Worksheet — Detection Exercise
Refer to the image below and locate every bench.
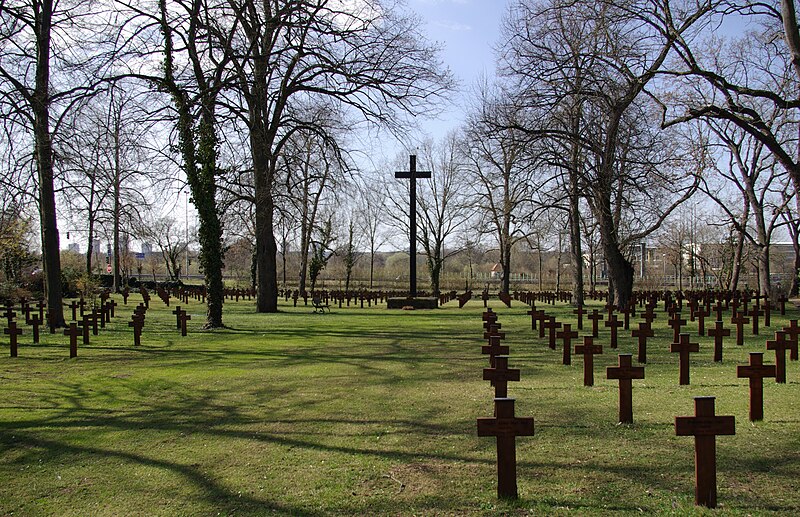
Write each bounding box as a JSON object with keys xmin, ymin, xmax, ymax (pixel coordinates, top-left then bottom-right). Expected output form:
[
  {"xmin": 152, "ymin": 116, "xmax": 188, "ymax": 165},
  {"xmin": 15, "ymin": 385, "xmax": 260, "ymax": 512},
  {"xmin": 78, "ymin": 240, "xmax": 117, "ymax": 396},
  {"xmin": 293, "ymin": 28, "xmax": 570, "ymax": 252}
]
[{"xmin": 312, "ymin": 297, "xmax": 330, "ymax": 313}]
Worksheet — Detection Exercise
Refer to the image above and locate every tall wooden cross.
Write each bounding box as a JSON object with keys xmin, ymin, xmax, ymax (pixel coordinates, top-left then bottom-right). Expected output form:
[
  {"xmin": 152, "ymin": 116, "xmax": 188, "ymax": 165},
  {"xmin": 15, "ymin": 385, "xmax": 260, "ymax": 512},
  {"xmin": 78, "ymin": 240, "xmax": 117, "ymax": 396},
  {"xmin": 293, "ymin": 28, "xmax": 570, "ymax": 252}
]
[{"xmin": 395, "ymin": 155, "xmax": 431, "ymax": 297}]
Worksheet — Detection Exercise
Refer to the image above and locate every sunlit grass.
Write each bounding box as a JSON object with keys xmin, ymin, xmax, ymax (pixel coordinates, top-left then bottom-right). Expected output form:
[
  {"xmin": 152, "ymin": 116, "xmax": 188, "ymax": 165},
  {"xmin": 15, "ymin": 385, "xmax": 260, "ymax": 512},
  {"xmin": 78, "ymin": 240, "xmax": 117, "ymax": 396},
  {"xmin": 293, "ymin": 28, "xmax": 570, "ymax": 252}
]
[{"xmin": 0, "ymin": 294, "xmax": 798, "ymax": 515}]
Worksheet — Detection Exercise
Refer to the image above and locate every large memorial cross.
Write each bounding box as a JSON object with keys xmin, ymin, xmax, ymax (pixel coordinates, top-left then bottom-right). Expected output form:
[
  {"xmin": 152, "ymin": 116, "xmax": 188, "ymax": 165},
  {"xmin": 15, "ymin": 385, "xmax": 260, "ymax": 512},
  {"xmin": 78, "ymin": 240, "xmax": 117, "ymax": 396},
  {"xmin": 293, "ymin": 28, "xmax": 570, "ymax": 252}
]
[{"xmin": 395, "ymin": 155, "xmax": 431, "ymax": 297}]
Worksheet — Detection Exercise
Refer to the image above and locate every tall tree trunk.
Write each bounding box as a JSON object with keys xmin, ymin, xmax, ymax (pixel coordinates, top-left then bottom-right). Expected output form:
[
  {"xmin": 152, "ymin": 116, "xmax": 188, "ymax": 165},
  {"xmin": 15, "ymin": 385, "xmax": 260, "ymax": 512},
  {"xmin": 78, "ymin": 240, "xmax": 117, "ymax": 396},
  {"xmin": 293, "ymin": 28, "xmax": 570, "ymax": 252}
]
[
  {"xmin": 598, "ymin": 212, "xmax": 634, "ymax": 309},
  {"xmin": 112, "ymin": 109, "xmax": 122, "ymax": 292},
  {"xmin": 33, "ymin": 0, "xmax": 64, "ymax": 329}
]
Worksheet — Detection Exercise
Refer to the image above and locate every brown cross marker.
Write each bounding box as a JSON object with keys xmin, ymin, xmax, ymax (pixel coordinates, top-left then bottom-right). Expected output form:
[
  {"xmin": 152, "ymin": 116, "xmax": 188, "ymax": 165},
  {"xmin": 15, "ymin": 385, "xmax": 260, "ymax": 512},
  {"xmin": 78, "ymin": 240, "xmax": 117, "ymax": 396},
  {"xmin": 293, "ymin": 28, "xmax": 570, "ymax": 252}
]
[
  {"xmin": 68, "ymin": 300, "xmax": 78, "ymax": 321},
  {"xmin": 78, "ymin": 314, "xmax": 92, "ymax": 345},
  {"xmin": 714, "ymin": 301, "xmax": 724, "ymax": 322},
  {"xmin": 525, "ymin": 307, "xmax": 538, "ymax": 330},
  {"xmin": 694, "ymin": 307, "xmax": 709, "ymax": 336},
  {"xmin": 777, "ymin": 294, "xmax": 788, "ymax": 315},
  {"xmin": 588, "ymin": 309, "xmax": 603, "ymax": 338},
  {"xmin": 22, "ymin": 304, "xmax": 39, "ymax": 339},
  {"xmin": 179, "ymin": 310, "xmax": 191, "ymax": 337},
  {"xmin": 482, "ymin": 335, "xmax": 510, "ymax": 365},
  {"xmin": 483, "ymin": 356, "xmax": 520, "ymax": 398},
  {"xmin": 556, "ymin": 324, "xmax": 579, "ymax": 365},
  {"xmin": 606, "ymin": 354, "xmax": 645, "ymax": 424},
  {"xmin": 484, "ymin": 324, "xmax": 505, "ymax": 340},
  {"xmin": 122, "ymin": 288, "xmax": 129, "ymax": 304},
  {"xmin": 477, "ymin": 397, "xmax": 534, "ymax": 500},
  {"xmin": 730, "ymin": 312, "xmax": 749, "ymax": 346},
  {"xmin": 575, "ymin": 336, "xmax": 603, "ymax": 387},
  {"xmin": 128, "ymin": 314, "xmax": 144, "ymax": 346},
  {"xmin": 748, "ymin": 305, "xmax": 764, "ymax": 335},
  {"xmin": 4, "ymin": 322, "xmax": 22, "ymax": 357},
  {"xmin": 573, "ymin": 305, "xmax": 585, "ymax": 330},
  {"xmin": 107, "ymin": 299, "xmax": 117, "ymax": 319},
  {"xmin": 783, "ymin": 320, "xmax": 799, "ymax": 361},
  {"xmin": 675, "ymin": 396, "xmax": 735, "ymax": 508},
  {"xmin": 619, "ymin": 306, "xmax": 631, "ymax": 330},
  {"xmin": 737, "ymin": 352, "xmax": 775, "ymax": 421},
  {"xmin": 632, "ymin": 322, "xmax": 654, "ymax": 363},
  {"xmin": 766, "ymin": 331, "xmax": 791, "ymax": 383},
  {"xmin": 671, "ymin": 333, "xmax": 700, "ymax": 385},
  {"xmin": 78, "ymin": 297, "xmax": 86, "ymax": 317},
  {"xmin": 707, "ymin": 320, "xmax": 730, "ymax": 363},
  {"xmin": 641, "ymin": 307, "xmax": 656, "ymax": 325},
  {"xmin": 763, "ymin": 299, "xmax": 771, "ymax": 327},
  {"xmin": 172, "ymin": 306, "xmax": 183, "ymax": 330},
  {"xmin": 3, "ymin": 305, "xmax": 16, "ymax": 326},
  {"xmin": 605, "ymin": 314, "xmax": 623, "ymax": 348},
  {"xmin": 668, "ymin": 311, "xmax": 687, "ymax": 343},
  {"xmin": 544, "ymin": 316, "xmax": 561, "ymax": 350},
  {"xmin": 64, "ymin": 323, "xmax": 80, "ymax": 358},
  {"xmin": 90, "ymin": 309, "xmax": 100, "ymax": 335}
]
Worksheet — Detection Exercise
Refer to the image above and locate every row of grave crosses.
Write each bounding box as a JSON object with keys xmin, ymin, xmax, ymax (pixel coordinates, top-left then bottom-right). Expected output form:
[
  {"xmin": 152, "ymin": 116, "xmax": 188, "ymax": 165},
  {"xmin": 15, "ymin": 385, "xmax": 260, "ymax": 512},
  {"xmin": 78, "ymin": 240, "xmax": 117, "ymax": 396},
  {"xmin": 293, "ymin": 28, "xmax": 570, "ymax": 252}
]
[
  {"xmin": 523, "ymin": 297, "xmax": 800, "ymax": 508},
  {"xmin": 476, "ymin": 308, "xmax": 533, "ymax": 500},
  {"xmin": 481, "ymin": 303, "xmax": 742, "ymax": 508},
  {"xmin": 3, "ymin": 291, "xmax": 194, "ymax": 356}
]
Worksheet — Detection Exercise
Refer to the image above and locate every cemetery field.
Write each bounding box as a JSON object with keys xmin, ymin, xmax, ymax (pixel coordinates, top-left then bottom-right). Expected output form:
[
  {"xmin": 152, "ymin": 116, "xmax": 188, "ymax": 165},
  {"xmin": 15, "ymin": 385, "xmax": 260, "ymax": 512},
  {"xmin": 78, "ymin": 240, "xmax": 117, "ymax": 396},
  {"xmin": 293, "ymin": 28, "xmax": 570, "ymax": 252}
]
[{"xmin": 1, "ymin": 296, "xmax": 799, "ymax": 516}]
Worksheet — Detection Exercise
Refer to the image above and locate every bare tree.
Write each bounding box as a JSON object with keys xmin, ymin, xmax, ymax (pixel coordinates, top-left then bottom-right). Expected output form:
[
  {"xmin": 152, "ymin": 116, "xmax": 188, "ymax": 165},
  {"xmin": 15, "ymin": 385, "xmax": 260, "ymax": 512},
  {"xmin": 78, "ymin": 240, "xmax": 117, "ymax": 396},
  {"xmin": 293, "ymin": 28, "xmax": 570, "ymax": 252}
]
[
  {"xmin": 219, "ymin": 0, "xmax": 453, "ymax": 312},
  {"xmin": 498, "ymin": 0, "xmax": 711, "ymax": 308}
]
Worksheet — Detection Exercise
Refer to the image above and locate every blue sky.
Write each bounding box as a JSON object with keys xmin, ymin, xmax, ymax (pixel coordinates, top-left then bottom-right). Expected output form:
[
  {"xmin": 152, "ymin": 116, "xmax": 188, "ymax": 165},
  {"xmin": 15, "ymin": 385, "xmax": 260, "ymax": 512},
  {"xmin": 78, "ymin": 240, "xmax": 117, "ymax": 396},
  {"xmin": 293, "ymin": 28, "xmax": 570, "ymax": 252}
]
[{"xmin": 404, "ymin": 0, "xmax": 510, "ymax": 143}]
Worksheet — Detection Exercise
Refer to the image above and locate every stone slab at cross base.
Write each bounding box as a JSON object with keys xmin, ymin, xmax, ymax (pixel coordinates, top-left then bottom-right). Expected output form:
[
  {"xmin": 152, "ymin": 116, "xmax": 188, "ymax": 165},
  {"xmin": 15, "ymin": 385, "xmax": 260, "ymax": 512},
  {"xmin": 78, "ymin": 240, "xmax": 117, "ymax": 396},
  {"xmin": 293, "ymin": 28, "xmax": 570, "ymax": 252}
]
[{"xmin": 386, "ymin": 297, "xmax": 439, "ymax": 310}]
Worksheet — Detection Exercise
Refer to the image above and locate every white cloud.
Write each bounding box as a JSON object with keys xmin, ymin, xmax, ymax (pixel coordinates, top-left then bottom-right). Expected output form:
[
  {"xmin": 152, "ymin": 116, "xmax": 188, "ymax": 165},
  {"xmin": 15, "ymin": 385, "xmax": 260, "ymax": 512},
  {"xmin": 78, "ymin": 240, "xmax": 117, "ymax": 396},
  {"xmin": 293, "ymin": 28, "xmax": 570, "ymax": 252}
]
[{"xmin": 433, "ymin": 19, "xmax": 472, "ymax": 31}]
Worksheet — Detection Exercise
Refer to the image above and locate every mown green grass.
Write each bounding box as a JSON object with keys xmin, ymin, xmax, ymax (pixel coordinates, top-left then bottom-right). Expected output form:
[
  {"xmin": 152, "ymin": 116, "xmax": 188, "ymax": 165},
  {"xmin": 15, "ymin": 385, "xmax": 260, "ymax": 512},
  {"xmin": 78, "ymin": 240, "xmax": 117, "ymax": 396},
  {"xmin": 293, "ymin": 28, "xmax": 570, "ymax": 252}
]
[{"xmin": 1, "ymin": 295, "xmax": 798, "ymax": 516}]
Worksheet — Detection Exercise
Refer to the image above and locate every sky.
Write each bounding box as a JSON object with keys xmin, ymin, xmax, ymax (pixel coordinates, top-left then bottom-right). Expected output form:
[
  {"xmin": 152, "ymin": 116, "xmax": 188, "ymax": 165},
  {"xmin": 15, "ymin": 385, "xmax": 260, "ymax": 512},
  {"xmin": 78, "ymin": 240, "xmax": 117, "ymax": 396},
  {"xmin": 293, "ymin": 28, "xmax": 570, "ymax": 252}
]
[{"xmin": 394, "ymin": 0, "xmax": 510, "ymax": 149}]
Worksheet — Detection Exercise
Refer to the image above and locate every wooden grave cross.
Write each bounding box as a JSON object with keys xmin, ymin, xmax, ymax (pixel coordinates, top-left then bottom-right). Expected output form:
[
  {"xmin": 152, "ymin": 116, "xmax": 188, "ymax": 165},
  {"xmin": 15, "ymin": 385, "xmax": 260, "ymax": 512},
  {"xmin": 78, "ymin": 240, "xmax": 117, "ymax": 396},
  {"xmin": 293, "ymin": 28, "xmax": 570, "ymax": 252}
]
[
  {"xmin": 178, "ymin": 309, "xmax": 191, "ymax": 337},
  {"xmin": 783, "ymin": 320, "xmax": 799, "ymax": 361},
  {"xmin": 707, "ymin": 320, "xmax": 730, "ymax": 363},
  {"xmin": 476, "ymin": 397, "xmax": 534, "ymax": 500},
  {"xmin": 526, "ymin": 308, "xmax": 540, "ymax": 331},
  {"xmin": 544, "ymin": 316, "xmax": 561, "ymax": 350},
  {"xmin": 3, "ymin": 305, "xmax": 16, "ymax": 326},
  {"xmin": 575, "ymin": 336, "xmax": 603, "ymax": 387},
  {"xmin": 482, "ymin": 335, "xmax": 510, "ymax": 366},
  {"xmin": 483, "ymin": 356, "xmax": 520, "ymax": 398},
  {"xmin": 736, "ymin": 352, "xmax": 775, "ymax": 421},
  {"xmin": 605, "ymin": 314, "xmax": 623, "ymax": 349},
  {"xmin": 694, "ymin": 306, "xmax": 709, "ymax": 336},
  {"xmin": 748, "ymin": 305, "xmax": 764, "ymax": 335},
  {"xmin": 78, "ymin": 297, "xmax": 86, "ymax": 317},
  {"xmin": 29, "ymin": 314, "xmax": 41, "ymax": 344},
  {"xmin": 64, "ymin": 323, "xmax": 80, "ymax": 358},
  {"xmin": 766, "ymin": 331, "xmax": 790, "ymax": 383},
  {"xmin": 777, "ymin": 294, "xmax": 788, "ymax": 315},
  {"xmin": 619, "ymin": 305, "xmax": 631, "ymax": 330},
  {"xmin": 668, "ymin": 311, "xmax": 687, "ymax": 343},
  {"xmin": 172, "ymin": 306, "xmax": 183, "ymax": 330},
  {"xmin": 69, "ymin": 300, "xmax": 79, "ymax": 322},
  {"xmin": 484, "ymin": 323, "xmax": 506, "ymax": 341},
  {"xmin": 606, "ymin": 354, "xmax": 645, "ymax": 424},
  {"xmin": 556, "ymin": 324, "xmax": 579, "ymax": 366},
  {"xmin": 763, "ymin": 299, "xmax": 771, "ymax": 327},
  {"xmin": 79, "ymin": 313, "xmax": 92, "ymax": 345},
  {"xmin": 730, "ymin": 312, "xmax": 749, "ymax": 346},
  {"xmin": 588, "ymin": 309, "xmax": 603, "ymax": 338},
  {"xmin": 90, "ymin": 309, "xmax": 100, "ymax": 335},
  {"xmin": 4, "ymin": 322, "xmax": 22, "ymax": 357},
  {"xmin": 572, "ymin": 305, "xmax": 585, "ymax": 330},
  {"xmin": 671, "ymin": 333, "xmax": 700, "ymax": 385},
  {"xmin": 107, "ymin": 299, "xmax": 117, "ymax": 319},
  {"xmin": 674, "ymin": 396, "xmax": 735, "ymax": 508},
  {"xmin": 129, "ymin": 314, "xmax": 144, "ymax": 346},
  {"xmin": 394, "ymin": 155, "xmax": 431, "ymax": 297},
  {"xmin": 641, "ymin": 306, "xmax": 656, "ymax": 325},
  {"xmin": 632, "ymin": 322, "xmax": 654, "ymax": 363},
  {"xmin": 714, "ymin": 301, "xmax": 724, "ymax": 322}
]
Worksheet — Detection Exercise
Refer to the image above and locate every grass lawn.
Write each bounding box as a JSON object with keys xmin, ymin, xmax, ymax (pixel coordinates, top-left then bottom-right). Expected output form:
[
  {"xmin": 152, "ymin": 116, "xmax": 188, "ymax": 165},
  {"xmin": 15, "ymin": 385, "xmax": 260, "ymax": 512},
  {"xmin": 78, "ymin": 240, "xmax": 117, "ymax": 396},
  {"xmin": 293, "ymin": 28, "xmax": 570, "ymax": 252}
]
[{"xmin": 1, "ymin": 294, "xmax": 799, "ymax": 516}]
